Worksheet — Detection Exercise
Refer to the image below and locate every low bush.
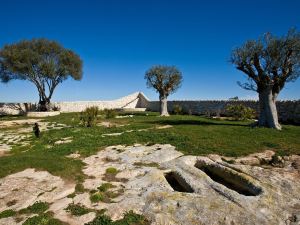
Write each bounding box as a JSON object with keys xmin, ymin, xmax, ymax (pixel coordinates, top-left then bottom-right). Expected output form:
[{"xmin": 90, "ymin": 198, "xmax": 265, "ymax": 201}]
[
  {"xmin": 226, "ymin": 104, "xmax": 256, "ymax": 120},
  {"xmin": 103, "ymin": 109, "xmax": 117, "ymax": 119},
  {"xmin": 172, "ymin": 104, "xmax": 183, "ymax": 115},
  {"xmin": 80, "ymin": 106, "xmax": 100, "ymax": 127}
]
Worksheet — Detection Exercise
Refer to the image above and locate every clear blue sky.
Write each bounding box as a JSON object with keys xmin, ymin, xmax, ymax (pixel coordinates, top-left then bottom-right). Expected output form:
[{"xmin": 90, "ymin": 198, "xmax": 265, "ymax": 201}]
[{"xmin": 0, "ymin": 0, "xmax": 299, "ymax": 102}]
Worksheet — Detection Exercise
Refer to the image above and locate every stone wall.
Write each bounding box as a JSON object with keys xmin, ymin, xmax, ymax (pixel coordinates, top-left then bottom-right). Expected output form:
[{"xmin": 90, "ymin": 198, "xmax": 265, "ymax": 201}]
[
  {"xmin": 146, "ymin": 100, "xmax": 300, "ymax": 124},
  {"xmin": 1, "ymin": 92, "xmax": 299, "ymax": 124},
  {"xmin": 0, "ymin": 92, "xmax": 147, "ymax": 115}
]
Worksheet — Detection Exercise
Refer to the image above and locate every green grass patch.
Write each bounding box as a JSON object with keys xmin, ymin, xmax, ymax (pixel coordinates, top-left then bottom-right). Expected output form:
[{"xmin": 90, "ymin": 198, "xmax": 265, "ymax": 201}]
[
  {"xmin": 85, "ymin": 210, "xmax": 149, "ymax": 225},
  {"xmin": 97, "ymin": 183, "xmax": 115, "ymax": 192},
  {"xmin": 0, "ymin": 209, "xmax": 16, "ymax": 219},
  {"xmin": 22, "ymin": 212, "xmax": 66, "ymax": 225},
  {"xmin": 65, "ymin": 203, "xmax": 92, "ymax": 216},
  {"xmin": 19, "ymin": 201, "xmax": 49, "ymax": 214},
  {"xmin": 0, "ymin": 112, "xmax": 299, "ymax": 183},
  {"xmin": 105, "ymin": 167, "xmax": 118, "ymax": 174},
  {"xmin": 90, "ymin": 192, "xmax": 104, "ymax": 203}
]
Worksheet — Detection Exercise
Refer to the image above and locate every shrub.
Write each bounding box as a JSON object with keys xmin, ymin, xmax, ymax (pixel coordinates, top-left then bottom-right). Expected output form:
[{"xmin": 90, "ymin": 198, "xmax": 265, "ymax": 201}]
[
  {"xmin": 103, "ymin": 109, "xmax": 117, "ymax": 119},
  {"xmin": 226, "ymin": 104, "xmax": 256, "ymax": 120},
  {"xmin": 172, "ymin": 104, "xmax": 183, "ymax": 115},
  {"xmin": 80, "ymin": 106, "xmax": 99, "ymax": 127}
]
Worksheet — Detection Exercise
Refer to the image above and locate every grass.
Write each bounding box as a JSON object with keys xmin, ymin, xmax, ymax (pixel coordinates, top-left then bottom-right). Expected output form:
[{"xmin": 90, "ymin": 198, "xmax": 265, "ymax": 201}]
[
  {"xmin": 0, "ymin": 112, "xmax": 299, "ymax": 183},
  {"xmin": 85, "ymin": 210, "xmax": 150, "ymax": 225},
  {"xmin": 0, "ymin": 209, "xmax": 16, "ymax": 219},
  {"xmin": 22, "ymin": 212, "xmax": 66, "ymax": 225},
  {"xmin": 65, "ymin": 203, "xmax": 92, "ymax": 216},
  {"xmin": 19, "ymin": 201, "xmax": 49, "ymax": 214}
]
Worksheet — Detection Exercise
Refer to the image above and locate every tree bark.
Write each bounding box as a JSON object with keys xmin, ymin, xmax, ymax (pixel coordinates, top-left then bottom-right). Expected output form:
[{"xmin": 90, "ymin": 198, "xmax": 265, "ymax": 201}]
[
  {"xmin": 38, "ymin": 98, "xmax": 51, "ymax": 112},
  {"xmin": 159, "ymin": 94, "xmax": 169, "ymax": 116},
  {"xmin": 258, "ymin": 87, "xmax": 281, "ymax": 130}
]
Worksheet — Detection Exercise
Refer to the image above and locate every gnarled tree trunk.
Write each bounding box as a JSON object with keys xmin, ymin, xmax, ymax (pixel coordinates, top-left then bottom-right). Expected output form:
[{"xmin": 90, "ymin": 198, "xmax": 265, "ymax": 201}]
[
  {"xmin": 38, "ymin": 98, "xmax": 51, "ymax": 112},
  {"xmin": 159, "ymin": 94, "xmax": 169, "ymax": 116},
  {"xmin": 258, "ymin": 87, "xmax": 281, "ymax": 130}
]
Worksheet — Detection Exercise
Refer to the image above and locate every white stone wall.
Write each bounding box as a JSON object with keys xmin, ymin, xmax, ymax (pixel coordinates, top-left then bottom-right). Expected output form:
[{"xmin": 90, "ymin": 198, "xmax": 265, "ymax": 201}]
[
  {"xmin": 147, "ymin": 100, "xmax": 300, "ymax": 124},
  {"xmin": 1, "ymin": 92, "xmax": 299, "ymax": 124},
  {"xmin": 0, "ymin": 92, "xmax": 147, "ymax": 115}
]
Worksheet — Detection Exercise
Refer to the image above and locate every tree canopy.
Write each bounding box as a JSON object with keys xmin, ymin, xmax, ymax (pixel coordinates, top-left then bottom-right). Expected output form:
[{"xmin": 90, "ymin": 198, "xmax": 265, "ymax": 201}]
[
  {"xmin": 231, "ymin": 28, "xmax": 300, "ymax": 95},
  {"xmin": 0, "ymin": 38, "xmax": 83, "ymax": 110},
  {"xmin": 145, "ymin": 65, "xmax": 183, "ymax": 97}
]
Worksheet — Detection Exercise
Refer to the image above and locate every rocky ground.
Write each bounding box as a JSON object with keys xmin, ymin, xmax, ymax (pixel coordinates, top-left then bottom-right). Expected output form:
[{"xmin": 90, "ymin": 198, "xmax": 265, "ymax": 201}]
[
  {"xmin": 0, "ymin": 143, "xmax": 299, "ymax": 225},
  {"xmin": 0, "ymin": 119, "xmax": 69, "ymax": 156}
]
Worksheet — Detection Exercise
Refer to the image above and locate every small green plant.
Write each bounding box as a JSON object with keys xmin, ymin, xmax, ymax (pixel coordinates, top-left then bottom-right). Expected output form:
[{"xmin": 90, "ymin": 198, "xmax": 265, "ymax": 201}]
[
  {"xmin": 85, "ymin": 214, "xmax": 112, "ymax": 225},
  {"xmin": 19, "ymin": 201, "xmax": 49, "ymax": 214},
  {"xmin": 0, "ymin": 209, "xmax": 16, "ymax": 219},
  {"xmin": 226, "ymin": 104, "xmax": 256, "ymax": 120},
  {"xmin": 80, "ymin": 106, "xmax": 100, "ymax": 127},
  {"xmin": 105, "ymin": 167, "xmax": 118, "ymax": 174},
  {"xmin": 172, "ymin": 104, "xmax": 183, "ymax": 115},
  {"xmin": 98, "ymin": 183, "xmax": 115, "ymax": 192},
  {"xmin": 65, "ymin": 203, "xmax": 91, "ymax": 216},
  {"xmin": 75, "ymin": 183, "xmax": 86, "ymax": 193},
  {"xmin": 90, "ymin": 192, "xmax": 104, "ymax": 203},
  {"xmin": 103, "ymin": 109, "xmax": 117, "ymax": 119},
  {"xmin": 22, "ymin": 212, "xmax": 65, "ymax": 225},
  {"xmin": 85, "ymin": 210, "xmax": 150, "ymax": 225}
]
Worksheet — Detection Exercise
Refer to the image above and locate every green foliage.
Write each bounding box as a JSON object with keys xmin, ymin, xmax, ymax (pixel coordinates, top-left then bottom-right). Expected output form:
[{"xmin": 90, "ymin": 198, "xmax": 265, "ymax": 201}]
[
  {"xmin": 98, "ymin": 183, "xmax": 115, "ymax": 192},
  {"xmin": 0, "ymin": 38, "xmax": 83, "ymax": 110},
  {"xmin": 231, "ymin": 28, "xmax": 300, "ymax": 93},
  {"xmin": 115, "ymin": 210, "xmax": 149, "ymax": 225},
  {"xmin": 85, "ymin": 210, "xmax": 149, "ymax": 225},
  {"xmin": 80, "ymin": 106, "xmax": 100, "ymax": 127},
  {"xmin": 19, "ymin": 201, "xmax": 49, "ymax": 214},
  {"xmin": 90, "ymin": 192, "xmax": 104, "ymax": 203},
  {"xmin": 0, "ymin": 209, "xmax": 16, "ymax": 219},
  {"xmin": 85, "ymin": 214, "xmax": 112, "ymax": 225},
  {"xmin": 65, "ymin": 203, "xmax": 91, "ymax": 216},
  {"xmin": 103, "ymin": 109, "xmax": 117, "ymax": 119},
  {"xmin": 172, "ymin": 104, "xmax": 183, "ymax": 115},
  {"xmin": 22, "ymin": 212, "xmax": 65, "ymax": 225},
  {"xmin": 226, "ymin": 104, "xmax": 256, "ymax": 120},
  {"xmin": 145, "ymin": 65, "xmax": 183, "ymax": 97},
  {"xmin": 75, "ymin": 183, "xmax": 86, "ymax": 193},
  {"xmin": 105, "ymin": 167, "xmax": 118, "ymax": 174},
  {"xmin": 0, "ymin": 112, "xmax": 300, "ymax": 185}
]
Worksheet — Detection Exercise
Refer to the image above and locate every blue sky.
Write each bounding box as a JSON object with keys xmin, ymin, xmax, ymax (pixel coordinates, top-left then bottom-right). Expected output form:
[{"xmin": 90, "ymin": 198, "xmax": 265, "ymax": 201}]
[{"xmin": 0, "ymin": 0, "xmax": 299, "ymax": 102}]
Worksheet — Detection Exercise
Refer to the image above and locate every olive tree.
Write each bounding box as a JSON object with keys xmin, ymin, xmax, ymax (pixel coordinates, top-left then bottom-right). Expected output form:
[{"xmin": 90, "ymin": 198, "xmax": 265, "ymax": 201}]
[
  {"xmin": 231, "ymin": 29, "xmax": 300, "ymax": 130},
  {"xmin": 0, "ymin": 39, "xmax": 83, "ymax": 111},
  {"xmin": 145, "ymin": 65, "xmax": 183, "ymax": 116}
]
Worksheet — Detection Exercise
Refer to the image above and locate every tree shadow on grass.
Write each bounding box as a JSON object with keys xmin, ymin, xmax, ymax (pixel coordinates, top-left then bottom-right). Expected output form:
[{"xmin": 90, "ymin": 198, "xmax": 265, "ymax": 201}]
[{"xmin": 147, "ymin": 119, "xmax": 251, "ymax": 127}]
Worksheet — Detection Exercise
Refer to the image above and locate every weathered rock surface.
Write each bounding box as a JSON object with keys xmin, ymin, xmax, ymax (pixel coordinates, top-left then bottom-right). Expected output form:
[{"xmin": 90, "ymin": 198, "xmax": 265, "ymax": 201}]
[
  {"xmin": 80, "ymin": 145, "xmax": 300, "ymax": 225},
  {"xmin": 0, "ymin": 145, "xmax": 299, "ymax": 225},
  {"xmin": 0, "ymin": 119, "xmax": 69, "ymax": 156},
  {"xmin": 0, "ymin": 169, "xmax": 75, "ymax": 225}
]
